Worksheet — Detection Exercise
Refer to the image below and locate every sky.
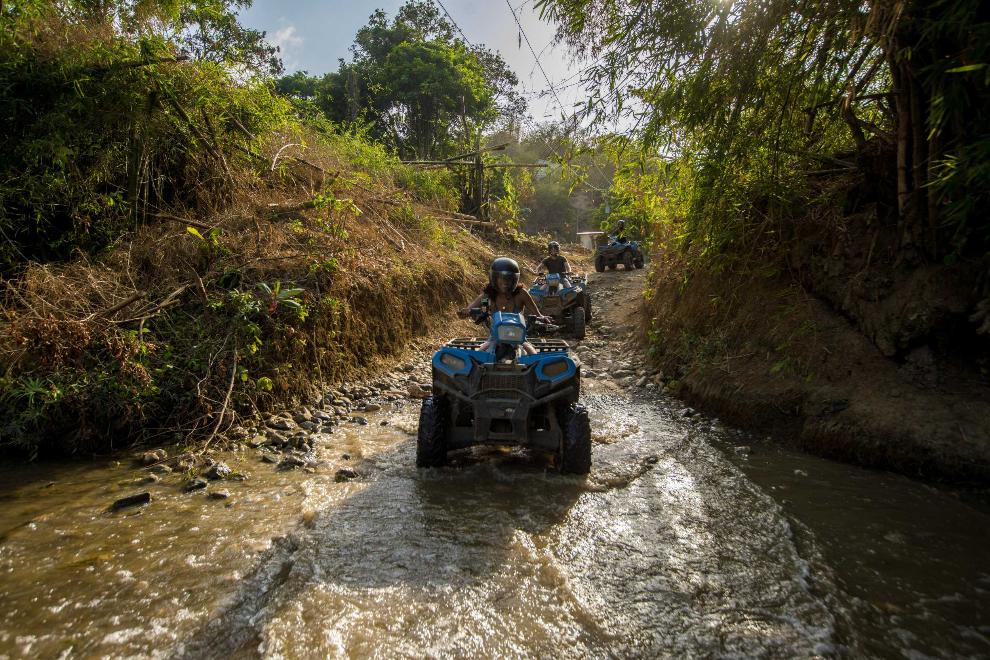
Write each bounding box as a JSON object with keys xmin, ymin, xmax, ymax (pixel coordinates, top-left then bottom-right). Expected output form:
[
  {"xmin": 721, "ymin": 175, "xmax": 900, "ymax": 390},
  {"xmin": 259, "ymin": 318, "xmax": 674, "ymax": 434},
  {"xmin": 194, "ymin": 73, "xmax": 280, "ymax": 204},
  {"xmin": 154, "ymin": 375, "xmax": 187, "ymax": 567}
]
[{"xmin": 237, "ymin": 0, "xmax": 594, "ymax": 129}]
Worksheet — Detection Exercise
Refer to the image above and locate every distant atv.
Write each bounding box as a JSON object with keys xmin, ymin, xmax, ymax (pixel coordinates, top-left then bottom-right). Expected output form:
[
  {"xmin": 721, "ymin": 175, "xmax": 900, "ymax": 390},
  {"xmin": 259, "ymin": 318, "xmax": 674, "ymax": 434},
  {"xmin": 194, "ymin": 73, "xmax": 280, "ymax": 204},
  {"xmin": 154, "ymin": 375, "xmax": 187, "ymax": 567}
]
[
  {"xmin": 528, "ymin": 272, "xmax": 592, "ymax": 339},
  {"xmin": 594, "ymin": 236, "xmax": 645, "ymax": 272},
  {"xmin": 417, "ymin": 302, "xmax": 591, "ymax": 474}
]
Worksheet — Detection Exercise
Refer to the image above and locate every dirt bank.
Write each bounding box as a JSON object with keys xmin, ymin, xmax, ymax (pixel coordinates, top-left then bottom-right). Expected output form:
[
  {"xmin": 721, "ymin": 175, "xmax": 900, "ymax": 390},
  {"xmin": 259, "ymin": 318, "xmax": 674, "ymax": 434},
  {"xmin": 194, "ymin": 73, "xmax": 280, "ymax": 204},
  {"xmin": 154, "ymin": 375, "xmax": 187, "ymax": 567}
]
[{"xmin": 609, "ymin": 260, "xmax": 990, "ymax": 483}]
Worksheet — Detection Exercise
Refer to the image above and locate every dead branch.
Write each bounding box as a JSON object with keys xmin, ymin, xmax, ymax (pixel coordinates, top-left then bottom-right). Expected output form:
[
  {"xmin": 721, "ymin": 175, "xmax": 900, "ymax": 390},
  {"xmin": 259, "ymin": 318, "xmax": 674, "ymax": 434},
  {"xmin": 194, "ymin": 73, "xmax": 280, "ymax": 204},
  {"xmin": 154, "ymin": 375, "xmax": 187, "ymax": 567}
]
[
  {"xmin": 152, "ymin": 212, "xmax": 212, "ymax": 230},
  {"xmin": 98, "ymin": 291, "xmax": 147, "ymax": 318},
  {"xmin": 199, "ymin": 344, "xmax": 238, "ymax": 455},
  {"xmin": 116, "ymin": 285, "xmax": 189, "ymax": 324}
]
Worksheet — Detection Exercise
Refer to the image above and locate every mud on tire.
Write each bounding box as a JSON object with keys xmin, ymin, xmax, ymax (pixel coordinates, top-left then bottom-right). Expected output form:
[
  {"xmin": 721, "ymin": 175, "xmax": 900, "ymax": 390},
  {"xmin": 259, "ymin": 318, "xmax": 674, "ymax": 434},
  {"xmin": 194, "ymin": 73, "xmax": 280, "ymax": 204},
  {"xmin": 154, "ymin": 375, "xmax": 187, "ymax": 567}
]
[
  {"xmin": 622, "ymin": 251, "xmax": 635, "ymax": 270},
  {"xmin": 634, "ymin": 255, "xmax": 645, "ymax": 269},
  {"xmin": 557, "ymin": 403, "xmax": 592, "ymax": 475},
  {"xmin": 583, "ymin": 292, "xmax": 593, "ymax": 323},
  {"xmin": 417, "ymin": 396, "xmax": 450, "ymax": 468},
  {"xmin": 594, "ymin": 255, "xmax": 605, "ymax": 273}
]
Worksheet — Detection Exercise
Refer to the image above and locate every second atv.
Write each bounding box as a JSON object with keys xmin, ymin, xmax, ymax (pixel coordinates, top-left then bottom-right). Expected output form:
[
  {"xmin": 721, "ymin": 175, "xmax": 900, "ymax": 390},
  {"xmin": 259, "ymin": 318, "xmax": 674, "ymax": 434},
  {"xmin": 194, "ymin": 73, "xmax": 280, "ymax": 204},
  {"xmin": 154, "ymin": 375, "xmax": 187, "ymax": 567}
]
[
  {"xmin": 528, "ymin": 272, "xmax": 592, "ymax": 339},
  {"xmin": 594, "ymin": 235, "xmax": 645, "ymax": 272}
]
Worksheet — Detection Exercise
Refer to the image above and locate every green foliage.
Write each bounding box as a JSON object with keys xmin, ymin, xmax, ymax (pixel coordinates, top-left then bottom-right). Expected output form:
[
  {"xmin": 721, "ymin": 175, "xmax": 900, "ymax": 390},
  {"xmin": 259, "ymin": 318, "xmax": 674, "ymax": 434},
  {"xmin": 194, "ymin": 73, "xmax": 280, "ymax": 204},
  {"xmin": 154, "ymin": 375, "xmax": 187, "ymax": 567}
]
[
  {"xmin": 539, "ymin": 0, "xmax": 990, "ymax": 261},
  {"xmin": 274, "ymin": 0, "xmax": 524, "ymax": 160}
]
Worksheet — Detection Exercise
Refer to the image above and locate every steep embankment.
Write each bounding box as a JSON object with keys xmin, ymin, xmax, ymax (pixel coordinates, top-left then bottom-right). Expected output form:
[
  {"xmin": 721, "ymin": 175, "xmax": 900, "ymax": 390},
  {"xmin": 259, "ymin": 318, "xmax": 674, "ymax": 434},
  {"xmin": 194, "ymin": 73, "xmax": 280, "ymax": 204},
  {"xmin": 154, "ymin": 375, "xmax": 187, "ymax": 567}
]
[
  {"xmin": 637, "ymin": 198, "xmax": 990, "ymax": 482},
  {"xmin": 0, "ymin": 148, "xmax": 513, "ymax": 456}
]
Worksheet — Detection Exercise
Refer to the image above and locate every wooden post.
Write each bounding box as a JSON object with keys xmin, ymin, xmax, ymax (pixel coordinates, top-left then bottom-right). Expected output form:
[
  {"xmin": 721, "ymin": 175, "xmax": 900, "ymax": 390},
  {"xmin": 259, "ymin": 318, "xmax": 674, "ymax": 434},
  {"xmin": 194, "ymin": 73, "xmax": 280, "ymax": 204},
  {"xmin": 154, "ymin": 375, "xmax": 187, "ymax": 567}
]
[
  {"xmin": 474, "ymin": 134, "xmax": 483, "ymax": 221},
  {"xmin": 348, "ymin": 70, "xmax": 359, "ymax": 137}
]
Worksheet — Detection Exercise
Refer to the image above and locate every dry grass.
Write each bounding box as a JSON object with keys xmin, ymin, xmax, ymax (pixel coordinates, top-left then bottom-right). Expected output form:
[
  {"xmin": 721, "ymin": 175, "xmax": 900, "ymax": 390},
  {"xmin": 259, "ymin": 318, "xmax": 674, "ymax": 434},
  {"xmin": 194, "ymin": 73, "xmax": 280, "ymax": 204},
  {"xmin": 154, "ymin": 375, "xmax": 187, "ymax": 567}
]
[{"xmin": 0, "ymin": 131, "xmax": 493, "ymax": 455}]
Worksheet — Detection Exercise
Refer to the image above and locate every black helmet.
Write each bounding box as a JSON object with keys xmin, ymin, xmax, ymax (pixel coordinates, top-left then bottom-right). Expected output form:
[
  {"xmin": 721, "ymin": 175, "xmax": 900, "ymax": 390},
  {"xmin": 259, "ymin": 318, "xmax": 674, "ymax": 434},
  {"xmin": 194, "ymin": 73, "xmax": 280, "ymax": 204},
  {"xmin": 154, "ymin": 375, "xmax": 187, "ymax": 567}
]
[
  {"xmin": 548, "ymin": 240, "xmax": 560, "ymax": 255},
  {"xmin": 617, "ymin": 219, "xmax": 626, "ymax": 230},
  {"xmin": 489, "ymin": 257, "xmax": 520, "ymax": 295}
]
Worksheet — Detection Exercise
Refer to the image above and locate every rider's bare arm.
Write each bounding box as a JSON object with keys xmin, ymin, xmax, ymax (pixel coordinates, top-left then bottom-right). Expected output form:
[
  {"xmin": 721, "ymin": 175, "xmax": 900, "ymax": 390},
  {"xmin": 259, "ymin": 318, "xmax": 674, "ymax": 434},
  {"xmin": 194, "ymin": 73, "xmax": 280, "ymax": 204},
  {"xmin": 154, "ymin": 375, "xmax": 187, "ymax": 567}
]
[
  {"xmin": 457, "ymin": 293, "xmax": 485, "ymax": 318},
  {"xmin": 519, "ymin": 290, "xmax": 547, "ymax": 320}
]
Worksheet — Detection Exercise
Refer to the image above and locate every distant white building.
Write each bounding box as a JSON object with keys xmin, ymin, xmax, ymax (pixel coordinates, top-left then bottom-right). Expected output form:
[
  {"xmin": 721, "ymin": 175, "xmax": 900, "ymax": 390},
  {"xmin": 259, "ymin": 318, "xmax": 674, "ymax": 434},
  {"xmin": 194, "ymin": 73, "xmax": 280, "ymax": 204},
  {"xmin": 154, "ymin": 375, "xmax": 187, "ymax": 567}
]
[{"xmin": 577, "ymin": 231, "xmax": 605, "ymax": 250}]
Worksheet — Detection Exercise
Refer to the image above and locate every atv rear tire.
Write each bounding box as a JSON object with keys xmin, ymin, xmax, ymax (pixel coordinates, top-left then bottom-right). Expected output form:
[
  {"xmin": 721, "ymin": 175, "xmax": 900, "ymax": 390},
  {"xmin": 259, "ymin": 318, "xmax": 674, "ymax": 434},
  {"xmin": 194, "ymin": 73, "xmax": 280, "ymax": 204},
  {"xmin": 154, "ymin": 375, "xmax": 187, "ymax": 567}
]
[
  {"xmin": 594, "ymin": 255, "xmax": 605, "ymax": 273},
  {"xmin": 558, "ymin": 404, "xmax": 592, "ymax": 475},
  {"xmin": 570, "ymin": 305, "xmax": 586, "ymax": 339},
  {"xmin": 583, "ymin": 292, "xmax": 593, "ymax": 323},
  {"xmin": 416, "ymin": 396, "xmax": 449, "ymax": 468},
  {"xmin": 634, "ymin": 255, "xmax": 645, "ymax": 269},
  {"xmin": 622, "ymin": 251, "xmax": 635, "ymax": 270}
]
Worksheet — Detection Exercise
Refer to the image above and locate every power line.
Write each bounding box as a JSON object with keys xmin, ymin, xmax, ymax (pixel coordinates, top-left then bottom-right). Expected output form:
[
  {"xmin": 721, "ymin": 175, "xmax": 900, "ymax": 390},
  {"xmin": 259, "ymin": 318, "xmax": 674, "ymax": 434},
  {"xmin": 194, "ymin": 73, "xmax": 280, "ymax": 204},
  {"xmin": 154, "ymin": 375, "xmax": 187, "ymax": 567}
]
[{"xmin": 435, "ymin": 0, "xmax": 474, "ymax": 47}]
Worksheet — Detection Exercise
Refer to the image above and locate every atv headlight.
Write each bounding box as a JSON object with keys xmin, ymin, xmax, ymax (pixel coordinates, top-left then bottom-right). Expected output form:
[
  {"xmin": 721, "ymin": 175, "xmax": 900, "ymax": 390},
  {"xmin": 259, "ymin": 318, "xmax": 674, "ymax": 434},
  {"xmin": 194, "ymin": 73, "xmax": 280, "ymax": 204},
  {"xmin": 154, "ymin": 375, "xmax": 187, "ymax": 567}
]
[
  {"xmin": 497, "ymin": 325, "xmax": 524, "ymax": 343},
  {"xmin": 542, "ymin": 359, "xmax": 569, "ymax": 378},
  {"xmin": 440, "ymin": 354, "xmax": 466, "ymax": 371}
]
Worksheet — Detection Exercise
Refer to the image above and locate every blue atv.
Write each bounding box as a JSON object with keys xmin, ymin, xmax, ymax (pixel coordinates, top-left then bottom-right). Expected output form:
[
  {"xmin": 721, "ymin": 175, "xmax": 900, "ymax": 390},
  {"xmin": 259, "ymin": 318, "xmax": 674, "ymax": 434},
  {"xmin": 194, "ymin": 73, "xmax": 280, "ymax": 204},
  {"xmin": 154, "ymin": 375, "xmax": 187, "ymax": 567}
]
[
  {"xmin": 529, "ymin": 272, "xmax": 592, "ymax": 339},
  {"xmin": 594, "ymin": 236, "xmax": 645, "ymax": 272},
  {"xmin": 417, "ymin": 302, "xmax": 592, "ymax": 474}
]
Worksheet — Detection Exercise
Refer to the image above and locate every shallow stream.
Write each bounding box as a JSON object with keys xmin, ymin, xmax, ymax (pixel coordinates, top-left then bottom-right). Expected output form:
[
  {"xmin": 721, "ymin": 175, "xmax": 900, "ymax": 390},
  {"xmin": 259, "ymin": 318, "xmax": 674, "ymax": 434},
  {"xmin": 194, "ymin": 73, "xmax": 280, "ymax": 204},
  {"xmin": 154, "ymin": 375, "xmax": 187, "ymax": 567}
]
[{"xmin": 0, "ymin": 392, "xmax": 987, "ymax": 659}]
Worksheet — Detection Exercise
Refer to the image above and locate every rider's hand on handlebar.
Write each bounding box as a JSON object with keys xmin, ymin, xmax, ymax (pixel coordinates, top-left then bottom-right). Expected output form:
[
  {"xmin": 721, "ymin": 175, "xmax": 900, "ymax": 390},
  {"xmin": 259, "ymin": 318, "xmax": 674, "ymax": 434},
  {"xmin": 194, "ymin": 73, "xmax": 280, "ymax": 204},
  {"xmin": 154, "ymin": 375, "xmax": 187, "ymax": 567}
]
[{"xmin": 457, "ymin": 307, "xmax": 471, "ymax": 318}]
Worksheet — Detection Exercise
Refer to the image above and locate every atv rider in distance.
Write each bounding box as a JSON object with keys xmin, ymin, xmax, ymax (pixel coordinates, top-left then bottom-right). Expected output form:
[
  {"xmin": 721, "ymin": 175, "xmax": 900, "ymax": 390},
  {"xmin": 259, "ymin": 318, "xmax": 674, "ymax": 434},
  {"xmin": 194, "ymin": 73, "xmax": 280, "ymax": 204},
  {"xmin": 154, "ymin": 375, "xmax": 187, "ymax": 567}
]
[
  {"xmin": 613, "ymin": 219, "xmax": 628, "ymax": 243},
  {"xmin": 536, "ymin": 241, "xmax": 572, "ymax": 290},
  {"xmin": 458, "ymin": 257, "xmax": 549, "ymax": 354}
]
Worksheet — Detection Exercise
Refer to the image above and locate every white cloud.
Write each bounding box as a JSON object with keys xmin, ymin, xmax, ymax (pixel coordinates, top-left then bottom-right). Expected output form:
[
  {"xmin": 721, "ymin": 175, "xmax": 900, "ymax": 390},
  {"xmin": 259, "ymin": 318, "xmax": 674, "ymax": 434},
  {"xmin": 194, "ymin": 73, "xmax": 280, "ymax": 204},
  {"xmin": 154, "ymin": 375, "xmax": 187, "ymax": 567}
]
[{"xmin": 271, "ymin": 25, "xmax": 303, "ymax": 50}]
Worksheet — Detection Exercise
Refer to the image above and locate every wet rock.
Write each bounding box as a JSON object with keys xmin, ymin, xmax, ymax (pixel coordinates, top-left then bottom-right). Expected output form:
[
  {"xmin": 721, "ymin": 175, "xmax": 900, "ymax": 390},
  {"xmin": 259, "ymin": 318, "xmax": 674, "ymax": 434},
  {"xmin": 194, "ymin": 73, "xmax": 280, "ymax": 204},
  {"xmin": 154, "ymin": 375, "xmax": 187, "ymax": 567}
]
[
  {"xmin": 111, "ymin": 492, "xmax": 151, "ymax": 511},
  {"xmin": 229, "ymin": 426, "xmax": 249, "ymax": 440},
  {"xmin": 261, "ymin": 453, "xmax": 281, "ymax": 464},
  {"xmin": 299, "ymin": 442, "xmax": 311, "ymax": 453},
  {"xmin": 299, "ymin": 421, "xmax": 318, "ymax": 432},
  {"xmin": 733, "ymin": 446, "xmax": 752, "ymax": 456},
  {"xmin": 184, "ymin": 478, "xmax": 208, "ymax": 492},
  {"xmin": 267, "ymin": 418, "xmax": 296, "ymax": 432},
  {"xmin": 201, "ymin": 457, "xmax": 216, "ymax": 469},
  {"xmin": 334, "ymin": 467, "xmax": 360, "ymax": 483},
  {"xmin": 312, "ymin": 410, "xmax": 333, "ymax": 422},
  {"xmin": 337, "ymin": 397, "xmax": 353, "ymax": 407},
  {"xmin": 142, "ymin": 449, "xmax": 167, "ymax": 465},
  {"xmin": 205, "ymin": 462, "xmax": 231, "ymax": 480},
  {"xmin": 681, "ymin": 408, "xmax": 696, "ymax": 417},
  {"xmin": 108, "ymin": 460, "xmax": 121, "ymax": 469},
  {"xmin": 363, "ymin": 403, "xmax": 381, "ymax": 413},
  {"xmin": 341, "ymin": 453, "xmax": 351, "ymax": 460},
  {"xmin": 293, "ymin": 413, "xmax": 311, "ymax": 425},
  {"xmin": 636, "ymin": 376, "xmax": 648, "ymax": 387},
  {"xmin": 351, "ymin": 416, "xmax": 369, "ymax": 425},
  {"xmin": 149, "ymin": 464, "xmax": 172, "ymax": 476},
  {"xmin": 267, "ymin": 432, "xmax": 288, "ymax": 449},
  {"xmin": 207, "ymin": 491, "xmax": 230, "ymax": 501},
  {"xmin": 138, "ymin": 475, "xmax": 160, "ymax": 485},
  {"xmin": 793, "ymin": 469, "xmax": 808, "ymax": 477},
  {"xmin": 281, "ymin": 455, "xmax": 306, "ymax": 469},
  {"xmin": 247, "ymin": 438, "xmax": 264, "ymax": 449},
  {"xmin": 407, "ymin": 383, "xmax": 429, "ymax": 399},
  {"xmin": 379, "ymin": 420, "xmax": 390, "ymax": 426},
  {"xmin": 613, "ymin": 369, "xmax": 633, "ymax": 378}
]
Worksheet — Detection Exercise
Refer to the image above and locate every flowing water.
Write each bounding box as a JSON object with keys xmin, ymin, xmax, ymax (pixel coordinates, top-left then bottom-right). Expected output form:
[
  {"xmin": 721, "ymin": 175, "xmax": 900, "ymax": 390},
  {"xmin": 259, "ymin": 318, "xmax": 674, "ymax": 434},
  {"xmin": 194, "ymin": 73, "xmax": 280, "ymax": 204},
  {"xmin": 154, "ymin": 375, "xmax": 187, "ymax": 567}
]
[{"xmin": 0, "ymin": 392, "xmax": 987, "ymax": 660}]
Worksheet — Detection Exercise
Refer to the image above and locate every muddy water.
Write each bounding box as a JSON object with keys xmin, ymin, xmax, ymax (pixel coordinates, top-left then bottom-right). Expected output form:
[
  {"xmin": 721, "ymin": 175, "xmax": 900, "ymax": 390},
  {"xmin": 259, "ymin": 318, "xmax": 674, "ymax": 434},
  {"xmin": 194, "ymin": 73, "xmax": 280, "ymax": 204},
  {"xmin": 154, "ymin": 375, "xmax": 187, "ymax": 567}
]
[{"xmin": 0, "ymin": 394, "xmax": 987, "ymax": 660}]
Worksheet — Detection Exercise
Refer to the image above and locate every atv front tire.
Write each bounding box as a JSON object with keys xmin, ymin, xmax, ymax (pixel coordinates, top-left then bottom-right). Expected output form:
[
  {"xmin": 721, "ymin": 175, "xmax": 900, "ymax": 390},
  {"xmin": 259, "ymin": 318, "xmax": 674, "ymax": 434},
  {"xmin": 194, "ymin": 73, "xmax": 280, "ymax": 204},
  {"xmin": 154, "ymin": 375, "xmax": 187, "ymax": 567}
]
[
  {"xmin": 594, "ymin": 255, "xmax": 605, "ymax": 273},
  {"xmin": 583, "ymin": 292, "xmax": 593, "ymax": 323},
  {"xmin": 622, "ymin": 251, "xmax": 635, "ymax": 270},
  {"xmin": 416, "ymin": 396, "xmax": 450, "ymax": 468},
  {"xmin": 571, "ymin": 305, "xmax": 586, "ymax": 339},
  {"xmin": 558, "ymin": 404, "xmax": 592, "ymax": 475}
]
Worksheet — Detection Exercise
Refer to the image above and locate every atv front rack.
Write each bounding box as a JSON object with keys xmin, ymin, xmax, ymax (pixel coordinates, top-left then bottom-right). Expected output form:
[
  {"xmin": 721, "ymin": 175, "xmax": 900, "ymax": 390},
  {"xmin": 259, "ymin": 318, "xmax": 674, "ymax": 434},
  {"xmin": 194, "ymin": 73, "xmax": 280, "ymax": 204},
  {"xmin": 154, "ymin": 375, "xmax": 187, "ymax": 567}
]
[{"xmin": 445, "ymin": 337, "xmax": 570, "ymax": 353}]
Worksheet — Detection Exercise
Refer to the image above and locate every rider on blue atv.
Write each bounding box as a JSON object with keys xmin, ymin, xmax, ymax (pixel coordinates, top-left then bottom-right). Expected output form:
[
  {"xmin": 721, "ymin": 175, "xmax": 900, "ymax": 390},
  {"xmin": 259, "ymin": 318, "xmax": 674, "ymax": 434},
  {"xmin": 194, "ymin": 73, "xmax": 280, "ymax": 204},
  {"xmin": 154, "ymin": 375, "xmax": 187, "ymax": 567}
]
[
  {"xmin": 458, "ymin": 257, "xmax": 549, "ymax": 353},
  {"xmin": 536, "ymin": 241, "xmax": 572, "ymax": 290},
  {"xmin": 614, "ymin": 219, "xmax": 627, "ymax": 242}
]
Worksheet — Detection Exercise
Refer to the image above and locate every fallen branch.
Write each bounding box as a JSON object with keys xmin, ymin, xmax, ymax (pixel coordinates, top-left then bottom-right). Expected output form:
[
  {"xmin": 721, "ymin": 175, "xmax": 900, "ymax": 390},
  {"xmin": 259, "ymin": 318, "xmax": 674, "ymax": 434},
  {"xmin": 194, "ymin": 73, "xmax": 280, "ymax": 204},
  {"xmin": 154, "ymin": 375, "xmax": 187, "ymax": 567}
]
[
  {"xmin": 98, "ymin": 291, "xmax": 147, "ymax": 318},
  {"xmin": 116, "ymin": 285, "xmax": 189, "ymax": 324},
  {"xmin": 152, "ymin": 212, "xmax": 212, "ymax": 231},
  {"xmin": 199, "ymin": 344, "xmax": 238, "ymax": 455}
]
